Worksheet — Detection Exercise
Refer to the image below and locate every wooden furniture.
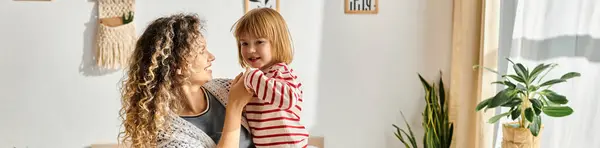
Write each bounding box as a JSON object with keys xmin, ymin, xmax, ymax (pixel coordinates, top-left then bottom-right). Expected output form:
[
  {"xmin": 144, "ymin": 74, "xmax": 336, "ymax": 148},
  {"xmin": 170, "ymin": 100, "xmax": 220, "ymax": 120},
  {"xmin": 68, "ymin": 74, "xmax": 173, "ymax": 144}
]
[{"xmin": 308, "ymin": 136, "xmax": 325, "ymax": 148}]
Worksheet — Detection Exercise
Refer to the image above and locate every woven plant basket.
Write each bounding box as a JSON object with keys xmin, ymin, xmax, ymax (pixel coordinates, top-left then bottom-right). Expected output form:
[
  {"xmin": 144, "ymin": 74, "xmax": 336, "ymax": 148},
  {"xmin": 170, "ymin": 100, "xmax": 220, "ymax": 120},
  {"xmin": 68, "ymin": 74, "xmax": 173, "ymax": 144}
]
[
  {"xmin": 501, "ymin": 122, "xmax": 543, "ymax": 148},
  {"xmin": 96, "ymin": 0, "xmax": 136, "ymax": 70}
]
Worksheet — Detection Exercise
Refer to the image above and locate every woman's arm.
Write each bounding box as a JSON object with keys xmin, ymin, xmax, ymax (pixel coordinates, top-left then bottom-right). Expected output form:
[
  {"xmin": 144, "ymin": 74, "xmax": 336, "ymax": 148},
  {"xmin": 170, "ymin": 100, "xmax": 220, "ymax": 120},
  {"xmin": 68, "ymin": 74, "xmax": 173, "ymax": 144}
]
[
  {"xmin": 217, "ymin": 107, "xmax": 244, "ymax": 148},
  {"xmin": 217, "ymin": 104, "xmax": 244, "ymax": 148},
  {"xmin": 217, "ymin": 72, "xmax": 253, "ymax": 148}
]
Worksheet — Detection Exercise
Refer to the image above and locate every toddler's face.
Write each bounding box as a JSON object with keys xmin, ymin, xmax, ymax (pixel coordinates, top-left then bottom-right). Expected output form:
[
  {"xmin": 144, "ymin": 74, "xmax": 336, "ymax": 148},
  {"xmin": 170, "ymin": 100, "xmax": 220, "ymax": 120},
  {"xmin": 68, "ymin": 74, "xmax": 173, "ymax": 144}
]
[{"xmin": 239, "ymin": 34, "xmax": 273, "ymax": 69}]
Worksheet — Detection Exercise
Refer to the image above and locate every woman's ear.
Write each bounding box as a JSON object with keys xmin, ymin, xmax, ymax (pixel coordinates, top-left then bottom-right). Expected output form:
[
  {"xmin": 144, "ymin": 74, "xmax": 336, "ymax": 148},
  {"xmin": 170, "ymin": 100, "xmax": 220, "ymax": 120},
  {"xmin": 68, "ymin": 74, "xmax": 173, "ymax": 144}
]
[{"xmin": 176, "ymin": 69, "xmax": 182, "ymax": 75}]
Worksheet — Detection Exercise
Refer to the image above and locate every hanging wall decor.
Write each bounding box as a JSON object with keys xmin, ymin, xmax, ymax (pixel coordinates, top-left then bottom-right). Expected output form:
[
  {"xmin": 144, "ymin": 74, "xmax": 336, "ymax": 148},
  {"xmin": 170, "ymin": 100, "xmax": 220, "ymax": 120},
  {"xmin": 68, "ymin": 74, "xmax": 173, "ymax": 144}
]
[
  {"xmin": 344, "ymin": 0, "xmax": 379, "ymax": 14},
  {"xmin": 245, "ymin": 0, "xmax": 280, "ymax": 13},
  {"xmin": 96, "ymin": 0, "xmax": 136, "ymax": 70}
]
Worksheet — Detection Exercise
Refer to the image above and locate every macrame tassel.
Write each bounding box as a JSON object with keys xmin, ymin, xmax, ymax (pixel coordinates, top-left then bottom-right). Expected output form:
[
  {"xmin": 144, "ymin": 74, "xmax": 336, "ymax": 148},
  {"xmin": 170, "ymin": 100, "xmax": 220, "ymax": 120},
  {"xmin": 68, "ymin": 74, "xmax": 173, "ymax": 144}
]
[
  {"xmin": 96, "ymin": 0, "xmax": 136, "ymax": 70},
  {"xmin": 96, "ymin": 23, "xmax": 136, "ymax": 69}
]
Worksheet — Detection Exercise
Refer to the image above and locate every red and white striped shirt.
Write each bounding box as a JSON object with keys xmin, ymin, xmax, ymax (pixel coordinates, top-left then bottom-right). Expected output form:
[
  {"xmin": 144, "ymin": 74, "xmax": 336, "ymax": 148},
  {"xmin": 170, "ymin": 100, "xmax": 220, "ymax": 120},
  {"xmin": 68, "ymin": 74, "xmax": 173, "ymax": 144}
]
[{"xmin": 243, "ymin": 63, "xmax": 309, "ymax": 147}]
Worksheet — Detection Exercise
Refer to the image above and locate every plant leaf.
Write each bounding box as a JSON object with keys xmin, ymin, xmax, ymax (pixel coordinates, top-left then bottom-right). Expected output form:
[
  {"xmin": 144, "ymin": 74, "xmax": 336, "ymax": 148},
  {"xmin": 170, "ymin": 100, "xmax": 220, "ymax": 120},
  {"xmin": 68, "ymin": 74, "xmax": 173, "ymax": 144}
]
[
  {"xmin": 506, "ymin": 58, "xmax": 515, "ymax": 65},
  {"xmin": 402, "ymin": 112, "xmax": 418, "ymax": 147},
  {"xmin": 448, "ymin": 124, "xmax": 454, "ymax": 146},
  {"xmin": 530, "ymin": 99, "xmax": 543, "ymax": 115},
  {"xmin": 488, "ymin": 89, "xmax": 517, "ymax": 108},
  {"xmin": 400, "ymin": 112, "xmax": 417, "ymax": 147},
  {"xmin": 415, "ymin": 74, "xmax": 454, "ymax": 148},
  {"xmin": 394, "ymin": 111, "xmax": 419, "ymax": 148},
  {"xmin": 473, "ymin": 65, "xmax": 499, "ymax": 74},
  {"xmin": 528, "ymin": 85, "xmax": 540, "ymax": 92},
  {"xmin": 528, "ymin": 115, "xmax": 541, "ymax": 136},
  {"xmin": 516, "ymin": 84, "xmax": 527, "ymax": 91},
  {"xmin": 505, "ymin": 74, "xmax": 526, "ymax": 83},
  {"xmin": 542, "ymin": 95, "xmax": 560, "ymax": 107},
  {"xmin": 491, "ymin": 81, "xmax": 503, "ymax": 84},
  {"xmin": 501, "ymin": 97, "xmax": 522, "ymax": 107},
  {"xmin": 514, "ymin": 63, "xmax": 529, "ymax": 82},
  {"xmin": 393, "ymin": 124, "xmax": 412, "ymax": 148},
  {"xmin": 525, "ymin": 107, "xmax": 535, "ymax": 122},
  {"xmin": 541, "ymin": 90, "xmax": 568, "ymax": 104},
  {"xmin": 533, "ymin": 106, "xmax": 541, "ymax": 115},
  {"xmin": 539, "ymin": 79, "xmax": 566, "ymax": 87},
  {"xmin": 535, "ymin": 63, "xmax": 558, "ymax": 84},
  {"xmin": 511, "ymin": 106, "xmax": 521, "ymax": 120},
  {"xmin": 476, "ymin": 97, "xmax": 492, "ymax": 111},
  {"xmin": 418, "ymin": 74, "xmax": 432, "ymax": 91},
  {"xmin": 543, "ymin": 106, "xmax": 574, "ymax": 117},
  {"xmin": 492, "ymin": 81, "xmax": 516, "ymax": 89},
  {"xmin": 505, "ymin": 81, "xmax": 517, "ymax": 89},
  {"xmin": 529, "ymin": 64, "xmax": 550, "ymax": 83},
  {"xmin": 439, "ymin": 71, "xmax": 446, "ymax": 113},
  {"xmin": 560, "ymin": 72, "xmax": 581, "ymax": 80},
  {"xmin": 489, "ymin": 112, "xmax": 511, "ymax": 123},
  {"xmin": 400, "ymin": 129, "xmax": 417, "ymax": 148},
  {"xmin": 530, "ymin": 99, "xmax": 543, "ymax": 109}
]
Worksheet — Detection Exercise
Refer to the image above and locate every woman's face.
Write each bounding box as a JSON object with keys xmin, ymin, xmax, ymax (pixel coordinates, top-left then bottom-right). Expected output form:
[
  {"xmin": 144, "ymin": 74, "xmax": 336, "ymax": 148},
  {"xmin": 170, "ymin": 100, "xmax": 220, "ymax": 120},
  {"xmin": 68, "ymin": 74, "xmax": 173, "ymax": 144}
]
[{"xmin": 186, "ymin": 37, "xmax": 215, "ymax": 84}]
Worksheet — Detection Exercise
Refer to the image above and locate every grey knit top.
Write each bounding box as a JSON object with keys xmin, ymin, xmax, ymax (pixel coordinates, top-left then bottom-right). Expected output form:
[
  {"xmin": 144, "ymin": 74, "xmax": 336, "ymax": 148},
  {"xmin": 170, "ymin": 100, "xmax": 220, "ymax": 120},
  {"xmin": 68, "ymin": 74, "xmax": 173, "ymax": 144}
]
[{"xmin": 157, "ymin": 79, "xmax": 253, "ymax": 148}]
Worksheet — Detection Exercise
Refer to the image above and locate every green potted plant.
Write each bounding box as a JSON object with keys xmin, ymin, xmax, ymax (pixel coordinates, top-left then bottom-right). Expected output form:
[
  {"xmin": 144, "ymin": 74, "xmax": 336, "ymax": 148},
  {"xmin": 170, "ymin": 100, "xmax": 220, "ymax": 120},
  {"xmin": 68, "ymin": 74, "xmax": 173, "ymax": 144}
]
[
  {"xmin": 474, "ymin": 58, "xmax": 580, "ymax": 148},
  {"xmin": 393, "ymin": 72, "xmax": 454, "ymax": 148}
]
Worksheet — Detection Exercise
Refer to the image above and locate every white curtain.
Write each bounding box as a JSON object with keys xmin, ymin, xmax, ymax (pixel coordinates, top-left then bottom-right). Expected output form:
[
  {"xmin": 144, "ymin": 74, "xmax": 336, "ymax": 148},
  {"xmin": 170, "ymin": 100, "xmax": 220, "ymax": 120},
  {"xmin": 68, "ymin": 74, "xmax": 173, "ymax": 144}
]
[{"xmin": 495, "ymin": 0, "xmax": 600, "ymax": 148}]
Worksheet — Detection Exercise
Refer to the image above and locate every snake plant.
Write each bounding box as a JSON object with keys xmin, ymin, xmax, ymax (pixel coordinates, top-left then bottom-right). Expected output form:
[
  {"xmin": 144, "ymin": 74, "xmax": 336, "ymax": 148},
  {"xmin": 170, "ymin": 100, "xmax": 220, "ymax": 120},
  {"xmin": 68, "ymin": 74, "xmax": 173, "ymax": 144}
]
[
  {"xmin": 393, "ymin": 72, "xmax": 454, "ymax": 148},
  {"xmin": 474, "ymin": 58, "xmax": 579, "ymax": 136}
]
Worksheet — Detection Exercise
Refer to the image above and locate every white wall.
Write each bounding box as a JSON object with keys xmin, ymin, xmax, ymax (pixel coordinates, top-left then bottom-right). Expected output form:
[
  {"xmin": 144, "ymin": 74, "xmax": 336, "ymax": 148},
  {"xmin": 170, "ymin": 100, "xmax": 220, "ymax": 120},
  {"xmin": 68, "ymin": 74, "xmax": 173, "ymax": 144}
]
[
  {"xmin": 0, "ymin": 0, "xmax": 451, "ymax": 147},
  {"xmin": 0, "ymin": 0, "xmax": 322, "ymax": 147},
  {"xmin": 314, "ymin": 0, "xmax": 452, "ymax": 147}
]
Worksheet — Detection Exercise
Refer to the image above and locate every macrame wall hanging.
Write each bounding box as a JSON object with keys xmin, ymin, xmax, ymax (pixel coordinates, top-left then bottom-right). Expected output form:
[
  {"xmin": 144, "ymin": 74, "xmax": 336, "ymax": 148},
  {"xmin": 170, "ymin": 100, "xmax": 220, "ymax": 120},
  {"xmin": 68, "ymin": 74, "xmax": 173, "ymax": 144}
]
[{"xmin": 96, "ymin": 0, "xmax": 136, "ymax": 70}]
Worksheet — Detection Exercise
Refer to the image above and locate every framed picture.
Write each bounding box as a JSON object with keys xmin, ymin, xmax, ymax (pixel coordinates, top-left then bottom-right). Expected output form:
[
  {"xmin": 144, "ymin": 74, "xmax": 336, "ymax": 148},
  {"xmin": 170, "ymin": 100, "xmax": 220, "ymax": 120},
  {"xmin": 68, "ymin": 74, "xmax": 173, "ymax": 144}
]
[
  {"xmin": 245, "ymin": 0, "xmax": 280, "ymax": 13},
  {"xmin": 345, "ymin": 0, "xmax": 379, "ymax": 14}
]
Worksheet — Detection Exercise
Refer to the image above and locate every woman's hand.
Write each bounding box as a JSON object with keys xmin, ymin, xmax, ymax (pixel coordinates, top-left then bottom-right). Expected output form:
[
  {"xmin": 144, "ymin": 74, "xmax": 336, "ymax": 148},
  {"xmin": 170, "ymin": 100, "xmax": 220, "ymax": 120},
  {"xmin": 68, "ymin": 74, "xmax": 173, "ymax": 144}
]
[
  {"xmin": 228, "ymin": 71, "xmax": 254, "ymax": 109},
  {"xmin": 217, "ymin": 71, "xmax": 255, "ymax": 148}
]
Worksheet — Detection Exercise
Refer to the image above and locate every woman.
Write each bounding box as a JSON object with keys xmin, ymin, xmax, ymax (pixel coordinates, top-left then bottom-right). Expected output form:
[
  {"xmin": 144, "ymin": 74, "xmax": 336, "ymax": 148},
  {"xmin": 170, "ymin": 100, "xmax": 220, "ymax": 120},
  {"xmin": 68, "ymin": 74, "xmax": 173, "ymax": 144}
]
[{"xmin": 119, "ymin": 13, "xmax": 256, "ymax": 148}]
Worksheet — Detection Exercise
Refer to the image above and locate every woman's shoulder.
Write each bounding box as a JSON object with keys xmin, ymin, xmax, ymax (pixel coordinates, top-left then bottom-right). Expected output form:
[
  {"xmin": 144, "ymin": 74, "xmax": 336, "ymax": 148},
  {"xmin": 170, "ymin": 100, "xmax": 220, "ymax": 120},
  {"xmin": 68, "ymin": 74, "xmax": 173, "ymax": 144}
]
[
  {"xmin": 202, "ymin": 78, "xmax": 233, "ymax": 105},
  {"xmin": 205, "ymin": 78, "xmax": 233, "ymax": 88},
  {"xmin": 203, "ymin": 78, "xmax": 233, "ymax": 93}
]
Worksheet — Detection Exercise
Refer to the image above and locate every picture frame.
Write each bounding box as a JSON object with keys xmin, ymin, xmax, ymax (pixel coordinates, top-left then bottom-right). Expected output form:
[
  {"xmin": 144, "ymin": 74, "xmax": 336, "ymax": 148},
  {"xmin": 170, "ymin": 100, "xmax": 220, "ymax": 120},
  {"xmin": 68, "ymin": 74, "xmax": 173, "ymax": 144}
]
[
  {"xmin": 245, "ymin": 0, "xmax": 280, "ymax": 13},
  {"xmin": 344, "ymin": 0, "xmax": 379, "ymax": 14}
]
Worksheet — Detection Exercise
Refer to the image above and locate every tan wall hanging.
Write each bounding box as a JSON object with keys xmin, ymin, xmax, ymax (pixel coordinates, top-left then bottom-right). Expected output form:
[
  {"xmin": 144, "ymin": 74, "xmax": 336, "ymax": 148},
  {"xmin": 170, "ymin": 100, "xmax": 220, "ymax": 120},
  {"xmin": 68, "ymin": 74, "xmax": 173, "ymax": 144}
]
[
  {"xmin": 96, "ymin": 0, "xmax": 136, "ymax": 70},
  {"xmin": 344, "ymin": 0, "xmax": 379, "ymax": 14}
]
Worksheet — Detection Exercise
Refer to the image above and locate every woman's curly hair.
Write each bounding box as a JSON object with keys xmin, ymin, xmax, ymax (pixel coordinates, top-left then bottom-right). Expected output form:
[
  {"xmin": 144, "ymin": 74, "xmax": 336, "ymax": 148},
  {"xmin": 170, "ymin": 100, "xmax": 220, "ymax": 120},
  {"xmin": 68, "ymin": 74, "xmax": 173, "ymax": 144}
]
[{"xmin": 118, "ymin": 13, "xmax": 206, "ymax": 147}]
